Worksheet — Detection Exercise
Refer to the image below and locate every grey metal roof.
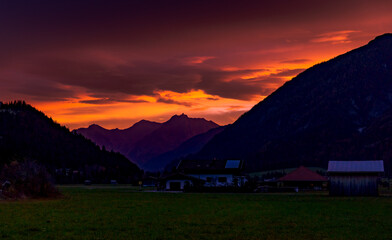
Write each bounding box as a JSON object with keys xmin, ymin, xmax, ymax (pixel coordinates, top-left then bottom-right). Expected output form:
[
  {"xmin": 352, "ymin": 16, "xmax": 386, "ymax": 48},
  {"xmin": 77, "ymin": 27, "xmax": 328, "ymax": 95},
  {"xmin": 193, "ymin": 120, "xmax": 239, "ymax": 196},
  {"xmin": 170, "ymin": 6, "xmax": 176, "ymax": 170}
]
[
  {"xmin": 328, "ymin": 160, "xmax": 384, "ymax": 173},
  {"xmin": 225, "ymin": 160, "xmax": 241, "ymax": 169}
]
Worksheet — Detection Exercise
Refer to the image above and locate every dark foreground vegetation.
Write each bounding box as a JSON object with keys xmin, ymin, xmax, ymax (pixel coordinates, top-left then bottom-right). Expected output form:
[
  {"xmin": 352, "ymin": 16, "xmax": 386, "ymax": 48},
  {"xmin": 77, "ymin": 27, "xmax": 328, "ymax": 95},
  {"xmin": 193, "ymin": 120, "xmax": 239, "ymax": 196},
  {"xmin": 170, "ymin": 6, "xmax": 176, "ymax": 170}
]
[
  {"xmin": 0, "ymin": 186, "xmax": 391, "ymax": 240},
  {"xmin": 0, "ymin": 161, "xmax": 59, "ymax": 199}
]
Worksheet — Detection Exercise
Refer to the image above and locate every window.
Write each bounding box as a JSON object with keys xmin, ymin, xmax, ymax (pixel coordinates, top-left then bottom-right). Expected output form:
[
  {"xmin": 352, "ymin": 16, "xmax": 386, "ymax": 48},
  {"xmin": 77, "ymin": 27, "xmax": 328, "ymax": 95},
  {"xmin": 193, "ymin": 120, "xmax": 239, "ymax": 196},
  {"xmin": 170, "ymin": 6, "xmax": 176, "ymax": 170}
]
[
  {"xmin": 206, "ymin": 177, "xmax": 212, "ymax": 182},
  {"xmin": 218, "ymin": 177, "xmax": 227, "ymax": 183}
]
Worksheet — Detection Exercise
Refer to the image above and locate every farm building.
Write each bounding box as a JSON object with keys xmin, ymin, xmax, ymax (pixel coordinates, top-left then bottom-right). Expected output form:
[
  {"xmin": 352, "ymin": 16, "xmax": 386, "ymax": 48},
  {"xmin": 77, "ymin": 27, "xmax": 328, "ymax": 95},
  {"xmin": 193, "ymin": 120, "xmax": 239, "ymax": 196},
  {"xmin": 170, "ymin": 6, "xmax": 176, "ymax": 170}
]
[
  {"xmin": 162, "ymin": 173, "xmax": 205, "ymax": 191},
  {"xmin": 176, "ymin": 159, "xmax": 247, "ymax": 187},
  {"xmin": 328, "ymin": 160, "xmax": 384, "ymax": 196},
  {"xmin": 278, "ymin": 166, "xmax": 328, "ymax": 190}
]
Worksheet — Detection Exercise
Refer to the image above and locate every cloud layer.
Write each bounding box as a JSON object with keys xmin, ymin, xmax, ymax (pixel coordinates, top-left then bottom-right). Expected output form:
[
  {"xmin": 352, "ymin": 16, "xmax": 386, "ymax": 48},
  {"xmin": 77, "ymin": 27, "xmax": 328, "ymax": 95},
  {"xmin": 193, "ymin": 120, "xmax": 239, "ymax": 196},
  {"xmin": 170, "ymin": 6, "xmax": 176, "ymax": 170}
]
[{"xmin": 1, "ymin": 0, "xmax": 391, "ymax": 128}]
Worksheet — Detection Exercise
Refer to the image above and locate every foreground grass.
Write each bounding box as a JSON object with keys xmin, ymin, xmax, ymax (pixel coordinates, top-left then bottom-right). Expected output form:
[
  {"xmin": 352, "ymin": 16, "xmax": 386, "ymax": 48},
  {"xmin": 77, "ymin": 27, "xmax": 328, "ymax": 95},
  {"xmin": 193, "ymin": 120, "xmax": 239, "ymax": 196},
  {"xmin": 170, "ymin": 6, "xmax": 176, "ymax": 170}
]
[{"xmin": 0, "ymin": 187, "xmax": 392, "ymax": 240}]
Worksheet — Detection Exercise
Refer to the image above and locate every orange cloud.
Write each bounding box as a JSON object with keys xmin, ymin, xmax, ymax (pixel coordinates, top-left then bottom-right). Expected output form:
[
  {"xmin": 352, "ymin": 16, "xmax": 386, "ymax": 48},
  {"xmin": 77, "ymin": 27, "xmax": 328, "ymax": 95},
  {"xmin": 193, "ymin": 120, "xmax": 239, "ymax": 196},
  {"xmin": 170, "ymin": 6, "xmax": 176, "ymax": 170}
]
[
  {"xmin": 311, "ymin": 30, "xmax": 360, "ymax": 44},
  {"xmin": 183, "ymin": 56, "xmax": 215, "ymax": 65}
]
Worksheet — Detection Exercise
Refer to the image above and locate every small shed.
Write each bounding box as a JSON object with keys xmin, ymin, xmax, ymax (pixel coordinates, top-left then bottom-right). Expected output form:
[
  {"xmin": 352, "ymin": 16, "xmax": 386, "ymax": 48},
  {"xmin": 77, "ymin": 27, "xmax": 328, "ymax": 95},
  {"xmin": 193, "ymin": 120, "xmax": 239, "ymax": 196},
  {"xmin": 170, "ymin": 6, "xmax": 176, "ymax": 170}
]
[
  {"xmin": 278, "ymin": 166, "xmax": 328, "ymax": 190},
  {"xmin": 328, "ymin": 160, "xmax": 384, "ymax": 196}
]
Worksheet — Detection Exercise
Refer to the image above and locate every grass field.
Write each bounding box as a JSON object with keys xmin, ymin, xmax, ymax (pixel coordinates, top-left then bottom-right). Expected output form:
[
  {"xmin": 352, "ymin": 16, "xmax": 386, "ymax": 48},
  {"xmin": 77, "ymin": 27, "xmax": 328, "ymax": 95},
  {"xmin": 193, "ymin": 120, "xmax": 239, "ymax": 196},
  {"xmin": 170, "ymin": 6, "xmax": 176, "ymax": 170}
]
[{"xmin": 1, "ymin": 186, "xmax": 392, "ymax": 240}]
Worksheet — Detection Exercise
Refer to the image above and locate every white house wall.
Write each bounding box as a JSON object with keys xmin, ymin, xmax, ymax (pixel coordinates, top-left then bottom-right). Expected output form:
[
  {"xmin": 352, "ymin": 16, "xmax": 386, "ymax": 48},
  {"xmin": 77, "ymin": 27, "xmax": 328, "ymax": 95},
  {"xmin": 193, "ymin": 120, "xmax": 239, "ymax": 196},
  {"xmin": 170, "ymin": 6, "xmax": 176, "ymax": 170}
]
[
  {"xmin": 188, "ymin": 174, "xmax": 234, "ymax": 187},
  {"xmin": 165, "ymin": 180, "xmax": 193, "ymax": 190}
]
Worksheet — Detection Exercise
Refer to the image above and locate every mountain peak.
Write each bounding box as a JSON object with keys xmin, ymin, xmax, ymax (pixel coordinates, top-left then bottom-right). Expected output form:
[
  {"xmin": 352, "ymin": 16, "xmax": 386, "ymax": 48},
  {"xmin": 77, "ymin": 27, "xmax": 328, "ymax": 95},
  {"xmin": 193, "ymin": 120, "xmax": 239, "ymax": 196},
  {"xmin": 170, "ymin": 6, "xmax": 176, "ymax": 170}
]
[
  {"xmin": 367, "ymin": 33, "xmax": 392, "ymax": 46},
  {"xmin": 166, "ymin": 114, "xmax": 192, "ymax": 123},
  {"xmin": 88, "ymin": 124, "xmax": 105, "ymax": 130},
  {"xmin": 170, "ymin": 113, "xmax": 189, "ymax": 120},
  {"xmin": 373, "ymin": 33, "xmax": 392, "ymax": 40},
  {"xmin": 132, "ymin": 119, "xmax": 159, "ymax": 127},
  {"xmin": 166, "ymin": 114, "xmax": 219, "ymax": 127}
]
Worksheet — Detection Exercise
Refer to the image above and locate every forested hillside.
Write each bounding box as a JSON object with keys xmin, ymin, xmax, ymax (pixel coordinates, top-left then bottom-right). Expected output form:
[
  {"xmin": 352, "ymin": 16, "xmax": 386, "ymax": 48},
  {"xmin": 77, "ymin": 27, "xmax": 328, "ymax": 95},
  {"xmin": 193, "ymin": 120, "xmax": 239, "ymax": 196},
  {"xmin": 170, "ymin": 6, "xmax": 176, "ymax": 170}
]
[{"xmin": 0, "ymin": 101, "xmax": 142, "ymax": 183}]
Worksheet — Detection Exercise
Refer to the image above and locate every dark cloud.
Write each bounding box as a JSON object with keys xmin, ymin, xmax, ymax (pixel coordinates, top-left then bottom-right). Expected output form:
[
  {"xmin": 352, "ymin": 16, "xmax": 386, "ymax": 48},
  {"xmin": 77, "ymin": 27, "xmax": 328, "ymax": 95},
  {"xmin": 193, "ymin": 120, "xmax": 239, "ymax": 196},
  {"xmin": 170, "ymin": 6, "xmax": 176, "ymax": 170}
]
[
  {"xmin": 311, "ymin": 30, "xmax": 359, "ymax": 44},
  {"xmin": 15, "ymin": 55, "xmax": 273, "ymax": 101},
  {"xmin": 272, "ymin": 69, "xmax": 306, "ymax": 77},
  {"xmin": 197, "ymin": 68, "xmax": 306, "ymax": 100},
  {"xmin": 79, "ymin": 98, "xmax": 148, "ymax": 105},
  {"xmin": 1, "ymin": 0, "xmax": 391, "ymax": 112},
  {"xmin": 1, "ymin": 51, "xmax": 307, "ymax": 103},
  {"xmin": 280, "ymin": 59, "xmax": 311, "ymax": 64},
  {"xmin": 11, "ymin": 79, "xmax": 77, "ymax": 102},
  {"xmin": 194, "ymin": 68, "xmax": 271, "ymax": 100},
  {"xmin": 216, "ymin": 68, "xmax": 307, "ymax": 98},
  {"xmin": 27, "ymin": 58, "xmax": 200, "ymax": 96},
  {"xmin": 1, "ymin": 0, "xmax": 390, "ymax": 62},
  {"xmin": 156, "ymin": 97, "xmax": 194, "ymax": 107},
  {"xmin": 197, "ymin": 76, "xmax": 267, "ymax": 100},
  {"xmin": 207, "ymin": 97, "xmax": 220, "ymax": 101},
  {"xmin": 256, "ymin": 77, "xmax": 287, "ymax": 85}
]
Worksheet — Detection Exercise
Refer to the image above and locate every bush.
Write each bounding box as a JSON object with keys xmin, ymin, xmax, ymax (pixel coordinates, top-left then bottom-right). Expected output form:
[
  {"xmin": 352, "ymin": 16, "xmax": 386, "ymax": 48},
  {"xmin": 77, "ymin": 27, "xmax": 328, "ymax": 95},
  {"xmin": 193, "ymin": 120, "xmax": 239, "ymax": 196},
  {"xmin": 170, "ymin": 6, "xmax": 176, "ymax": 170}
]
[{"xmin": 0, "ymin": 160, "xmax": 60, "ymax": 199}]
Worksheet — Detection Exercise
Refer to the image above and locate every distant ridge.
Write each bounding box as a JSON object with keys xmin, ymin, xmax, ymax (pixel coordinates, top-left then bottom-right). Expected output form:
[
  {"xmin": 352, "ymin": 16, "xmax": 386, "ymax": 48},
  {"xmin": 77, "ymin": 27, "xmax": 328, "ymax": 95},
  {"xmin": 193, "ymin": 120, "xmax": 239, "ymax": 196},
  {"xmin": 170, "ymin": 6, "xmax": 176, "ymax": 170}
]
[
  {"xmin": 195, "ymin": 33, "xmax": 392, "ymax": 176},
  {"xmin": 145, "ymin": 125, "xmax": 227, "ymax": 172},
  {"xmin": 76, "ymin": 114, "xmax": 219, "ymax": 170},
  {"xmin": 76, "ymin": 120, "xmax": 161, "ymax": 153}
]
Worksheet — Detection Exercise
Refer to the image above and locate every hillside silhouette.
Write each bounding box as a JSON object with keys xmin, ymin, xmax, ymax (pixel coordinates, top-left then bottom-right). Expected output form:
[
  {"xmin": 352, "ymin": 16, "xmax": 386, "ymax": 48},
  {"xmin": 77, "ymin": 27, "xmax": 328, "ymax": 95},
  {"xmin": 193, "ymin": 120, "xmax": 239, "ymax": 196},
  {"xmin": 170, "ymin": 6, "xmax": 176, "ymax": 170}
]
[
  {"xmin": 0, "ymin": 101, "xmax": 141, "ymax": 183},
  {"xmin": 196, "ymin": 33, "xmax": 392, "ymax": 176}
]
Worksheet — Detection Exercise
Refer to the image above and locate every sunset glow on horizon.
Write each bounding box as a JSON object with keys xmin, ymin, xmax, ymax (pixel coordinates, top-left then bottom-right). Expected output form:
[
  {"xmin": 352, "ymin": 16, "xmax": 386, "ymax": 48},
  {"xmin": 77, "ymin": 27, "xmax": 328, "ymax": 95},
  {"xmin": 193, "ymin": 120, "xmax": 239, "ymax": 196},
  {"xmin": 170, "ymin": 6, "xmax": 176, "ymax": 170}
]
[{"xmin": 1, "ymin": 0, "xmax": 392, "ymax": 129}]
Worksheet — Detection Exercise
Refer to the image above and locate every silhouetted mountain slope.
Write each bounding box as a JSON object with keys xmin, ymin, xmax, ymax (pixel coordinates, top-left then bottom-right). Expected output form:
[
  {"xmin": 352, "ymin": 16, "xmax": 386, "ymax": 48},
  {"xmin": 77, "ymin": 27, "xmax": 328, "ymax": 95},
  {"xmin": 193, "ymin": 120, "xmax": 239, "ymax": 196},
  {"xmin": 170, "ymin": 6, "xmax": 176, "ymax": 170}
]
[
  {"xmin": 196, "ymin": 33, "xmax": 392, "ymax": 175},
  {"xmin": 144, "ymin": 125, "xmax": 227, "ymax": 171},
  {"xmin": 75, "ymin": 124, "xmax": 118, "ymax": 151},
  {"xmin": 76, "ymin": 120, "xmax": 161, "ymax": 153},
  {"xmin": 0, "ymin": 101, "xmax": 141, "ymax": 183},
  {"xmin": 76, "ymin": 114, "xmax": 219, "ymax": 170},
  {"xmin": 128, "ymin": 114, "xmax": 219, "ymax": 166}
]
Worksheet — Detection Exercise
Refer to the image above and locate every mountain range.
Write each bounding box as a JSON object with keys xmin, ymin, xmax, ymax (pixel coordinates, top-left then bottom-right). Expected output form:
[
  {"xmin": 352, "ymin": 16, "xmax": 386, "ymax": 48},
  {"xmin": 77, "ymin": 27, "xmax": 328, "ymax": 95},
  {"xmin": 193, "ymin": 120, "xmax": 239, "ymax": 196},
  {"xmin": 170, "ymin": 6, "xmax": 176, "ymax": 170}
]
[
  {"xmin": 194, "ymin": 33, "xmax": 392, "ymax": 176},
  {"xmin": 5, "ymin": 33, "xmax": 392, "ymax": 177},
  {"xmin": 76, "ymin": 114, "xmax": 219, "ymax": 171},
  {"xmin": 145, "ymin": 125, "xmax": 227, "ymax": 172}
]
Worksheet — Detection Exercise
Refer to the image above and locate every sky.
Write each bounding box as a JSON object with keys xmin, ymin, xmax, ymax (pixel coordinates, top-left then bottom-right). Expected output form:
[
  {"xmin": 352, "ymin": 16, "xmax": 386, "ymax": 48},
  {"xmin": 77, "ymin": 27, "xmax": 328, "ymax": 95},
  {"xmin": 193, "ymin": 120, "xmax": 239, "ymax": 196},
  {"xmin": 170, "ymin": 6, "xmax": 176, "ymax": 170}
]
[{"xmin": 1, "ymin": 0, "xmax": 392, "ymax": 129}]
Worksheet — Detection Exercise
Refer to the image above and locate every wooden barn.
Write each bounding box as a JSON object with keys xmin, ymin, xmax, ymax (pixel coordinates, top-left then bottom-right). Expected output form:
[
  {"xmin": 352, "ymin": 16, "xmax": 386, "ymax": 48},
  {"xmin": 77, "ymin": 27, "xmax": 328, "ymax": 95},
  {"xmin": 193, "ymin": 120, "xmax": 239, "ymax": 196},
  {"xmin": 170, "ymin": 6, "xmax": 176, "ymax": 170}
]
[
  {"xmin": 328, "ymin": 160, "xmax": 384, "ymax": 196},
  {"xmin": 278, "ymin": 166, "xmax": 328, "ymax": 190}
]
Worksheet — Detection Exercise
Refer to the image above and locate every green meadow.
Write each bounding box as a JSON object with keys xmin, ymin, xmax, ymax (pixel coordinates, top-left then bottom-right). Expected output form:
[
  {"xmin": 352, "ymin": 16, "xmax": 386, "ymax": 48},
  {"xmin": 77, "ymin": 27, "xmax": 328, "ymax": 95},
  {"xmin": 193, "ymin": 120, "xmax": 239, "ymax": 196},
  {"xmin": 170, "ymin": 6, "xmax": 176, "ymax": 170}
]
[{"xmin": 1, "ymin": 186, "xmax": 392, "ymax": 240}]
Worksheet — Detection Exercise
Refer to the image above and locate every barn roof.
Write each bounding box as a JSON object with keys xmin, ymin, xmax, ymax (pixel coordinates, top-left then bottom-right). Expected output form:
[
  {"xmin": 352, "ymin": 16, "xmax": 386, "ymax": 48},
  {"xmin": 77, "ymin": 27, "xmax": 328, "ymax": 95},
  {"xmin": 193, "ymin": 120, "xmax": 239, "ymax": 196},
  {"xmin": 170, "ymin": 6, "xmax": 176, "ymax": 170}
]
[
  {"xmin": 328, "ymin": 160, "xmax": 384, "ymax": 173},
  {"xmin": 278, "ymin": 166, "xmax": 328, "ymax": 182}
]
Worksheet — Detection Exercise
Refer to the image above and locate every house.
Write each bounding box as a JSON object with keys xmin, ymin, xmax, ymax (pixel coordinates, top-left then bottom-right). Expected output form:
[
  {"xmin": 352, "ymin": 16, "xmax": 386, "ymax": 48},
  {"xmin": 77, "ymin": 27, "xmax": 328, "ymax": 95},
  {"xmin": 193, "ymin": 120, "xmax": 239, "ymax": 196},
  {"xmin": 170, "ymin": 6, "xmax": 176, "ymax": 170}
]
[
  {"xmin": 176, "ymin": 159, "xmax": 247, "ymax": 187},
  {"xmin": 278, "ymin": 166, "xmax": 328, "ymax": 190},
  {"xmin": 161, "ymin": 173, "xmax": 205, "ymax": 191},
  {"xmin": 328, "ymin": 160, "xmax": 384, "ymax": 196}
]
